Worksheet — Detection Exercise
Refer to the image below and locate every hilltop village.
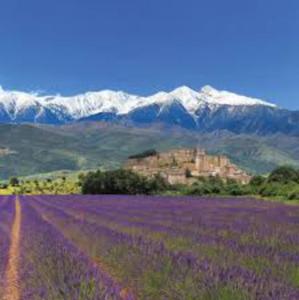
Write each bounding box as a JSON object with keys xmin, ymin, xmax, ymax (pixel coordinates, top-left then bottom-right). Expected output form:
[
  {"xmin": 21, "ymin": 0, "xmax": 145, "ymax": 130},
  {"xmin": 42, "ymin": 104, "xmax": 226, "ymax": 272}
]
[{"xmin": 125, "ymin": 148, "xmax": 251, "ymax": 185}]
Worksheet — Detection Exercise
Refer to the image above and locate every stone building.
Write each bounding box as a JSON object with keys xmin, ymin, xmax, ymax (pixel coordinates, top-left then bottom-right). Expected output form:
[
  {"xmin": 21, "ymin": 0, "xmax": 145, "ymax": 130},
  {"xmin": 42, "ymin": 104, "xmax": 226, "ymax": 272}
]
[{"xmin": 124, "ymin": 148, "xmax": 251, "ymax": 185}]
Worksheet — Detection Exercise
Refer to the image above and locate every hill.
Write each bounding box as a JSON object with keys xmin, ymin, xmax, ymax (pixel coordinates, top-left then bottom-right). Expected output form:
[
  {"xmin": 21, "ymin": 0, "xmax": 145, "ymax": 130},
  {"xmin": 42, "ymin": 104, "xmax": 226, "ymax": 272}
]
[{"xmin": 0, "ymin": 122, "xmax": 299, "ymax": 179}]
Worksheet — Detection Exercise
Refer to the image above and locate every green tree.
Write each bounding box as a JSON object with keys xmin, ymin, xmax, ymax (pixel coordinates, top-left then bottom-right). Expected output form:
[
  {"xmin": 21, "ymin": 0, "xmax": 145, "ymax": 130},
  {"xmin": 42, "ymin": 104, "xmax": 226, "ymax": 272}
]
[
  {"xmin": 250, "ymin": 175, "xmax": 266, "ymax": 187},
  {"xmin": 9, "ymin": 177, "xmax": 19, "ymax": 187},
  {"xmin": 81, "ymin": 169, "xmax": 168, "ymax": 195},
  {"xmin": 128, "ymin": 149, "xmax": 158, "ymax": 159},
  {"xmin": 268, "ymin": 166, "xmax": 299, "ymax": 184},
  {"xmin": 208, "ymin": 175, "xmax": 224, "ymax": 194}
]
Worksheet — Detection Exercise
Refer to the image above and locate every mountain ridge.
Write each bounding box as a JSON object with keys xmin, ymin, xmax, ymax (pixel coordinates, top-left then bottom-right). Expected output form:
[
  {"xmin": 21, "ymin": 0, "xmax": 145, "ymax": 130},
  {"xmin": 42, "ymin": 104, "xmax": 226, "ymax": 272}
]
[
  {"xmin": 1, "ymin": 85, "xmax": 298, "ymax": 136},
  {"xmin": 0, "ymin": 84, "xmax": 278, "ymax": 119}
]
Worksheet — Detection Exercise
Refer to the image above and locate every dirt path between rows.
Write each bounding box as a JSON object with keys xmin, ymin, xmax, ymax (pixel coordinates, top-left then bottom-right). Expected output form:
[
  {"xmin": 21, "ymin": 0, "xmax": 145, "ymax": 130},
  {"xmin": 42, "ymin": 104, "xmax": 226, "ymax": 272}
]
[{"xmin": 3, "ymin": 197, "xmax": 21, "ymax": 300}]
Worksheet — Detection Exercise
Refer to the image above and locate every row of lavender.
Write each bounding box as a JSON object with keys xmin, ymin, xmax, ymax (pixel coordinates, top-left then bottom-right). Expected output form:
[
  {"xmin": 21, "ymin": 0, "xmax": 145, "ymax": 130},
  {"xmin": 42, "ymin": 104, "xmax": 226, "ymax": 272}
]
[
  {"xmin": 28, "ymin": 195, "xmax": 299, "ymax": 299},
  {"xmin": 0, "ymin": 196, "xmax": 134, "ymax": 300},
  {"xmin": 0, "ymin": 196, "xmax": 15, "ymax": 296},
  {"xmin": 21, "ymin": 199, "xmax": 135, "ymax": 299}
]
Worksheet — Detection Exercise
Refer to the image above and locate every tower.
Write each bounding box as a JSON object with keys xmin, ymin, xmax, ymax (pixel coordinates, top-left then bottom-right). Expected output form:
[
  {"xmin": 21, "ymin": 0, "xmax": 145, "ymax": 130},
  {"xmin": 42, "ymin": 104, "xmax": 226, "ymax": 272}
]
[{"xmin": 195, "ymin": 147, "xmax": 206, "ymax": 171}]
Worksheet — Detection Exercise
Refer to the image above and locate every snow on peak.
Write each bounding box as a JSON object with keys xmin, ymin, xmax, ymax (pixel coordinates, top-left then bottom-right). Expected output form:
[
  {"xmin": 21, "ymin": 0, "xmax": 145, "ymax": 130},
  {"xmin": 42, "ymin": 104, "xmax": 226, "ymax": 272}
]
[
  {"xmin": 45, "ymin": 90, "xmax": 141, "ymax": 118},
  {"xmin": 0, "ymin": 88, "xmax": 42, "ymax": 119},
  {"xmin": 199, "ymin": 85, "xmax": 277, "ymax": 108},
  {"xmin": 169, "ymin": 86, "xmax": 204, "ymax": 113},
  {"xmin": 201, "ymin": 85, "xmax": 217, "ymax": 94},
  {"xmin": 172, "ymin": 85, "xmax": 197, "ymax": 95},
  {"xmin": 0, "ymin": 85, "xmax": 277, "ymax": 121}
]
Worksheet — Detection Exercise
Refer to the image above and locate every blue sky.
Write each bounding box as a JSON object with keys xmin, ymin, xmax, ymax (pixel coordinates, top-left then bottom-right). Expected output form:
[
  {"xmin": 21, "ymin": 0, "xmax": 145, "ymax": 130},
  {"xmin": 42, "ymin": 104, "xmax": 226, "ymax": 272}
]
[{"xmin": 0, "ymin": 0, "xmax": 298, "ymax": 109}]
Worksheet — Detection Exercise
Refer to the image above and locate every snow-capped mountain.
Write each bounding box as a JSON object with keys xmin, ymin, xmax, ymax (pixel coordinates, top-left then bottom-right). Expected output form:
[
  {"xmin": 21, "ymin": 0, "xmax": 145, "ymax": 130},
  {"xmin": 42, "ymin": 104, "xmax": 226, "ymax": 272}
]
[{"xmin": 0, "ymin": 85, "xmax": 298, "ymax": 135}]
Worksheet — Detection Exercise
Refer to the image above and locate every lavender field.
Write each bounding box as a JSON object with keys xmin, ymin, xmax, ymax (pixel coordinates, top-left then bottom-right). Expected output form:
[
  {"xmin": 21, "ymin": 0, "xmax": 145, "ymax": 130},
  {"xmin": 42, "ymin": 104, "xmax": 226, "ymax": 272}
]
[{"xmin": 0, "ymin": 195, "xmax": 298, "ymax": 300}]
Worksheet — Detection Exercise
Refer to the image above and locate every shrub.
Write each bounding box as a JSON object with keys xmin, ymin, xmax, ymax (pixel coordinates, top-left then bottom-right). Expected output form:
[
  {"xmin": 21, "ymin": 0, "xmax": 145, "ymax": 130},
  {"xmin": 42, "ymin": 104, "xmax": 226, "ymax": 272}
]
[
  {"xmin": 225, "ymin": 183, "xmax": 245, "ymax": 196},
  {"xmin": 185, "ymin": 183, "xmax": 212, "ymax": 196},
  {"xmin": 250, "ymin": 175, "xmax": 266, "ymax": 187},
  {"xmin": 259, "ymin": 183, "xmax": 281, "ymax": 197},
  {"xmin": 209, "ymin": 176, "xmax": 224, "ymax": 193},
  {"xmin": 288, "ymin": 187, "xmax": 299, "ymax": 200}
]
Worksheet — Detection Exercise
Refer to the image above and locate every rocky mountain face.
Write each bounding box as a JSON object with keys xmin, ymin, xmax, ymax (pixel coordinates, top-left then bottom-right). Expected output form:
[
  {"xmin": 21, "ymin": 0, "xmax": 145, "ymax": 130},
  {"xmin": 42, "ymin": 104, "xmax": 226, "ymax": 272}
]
[{"xmin": 0, "ymin": 85, "xmax": 298, "ymax": 135}]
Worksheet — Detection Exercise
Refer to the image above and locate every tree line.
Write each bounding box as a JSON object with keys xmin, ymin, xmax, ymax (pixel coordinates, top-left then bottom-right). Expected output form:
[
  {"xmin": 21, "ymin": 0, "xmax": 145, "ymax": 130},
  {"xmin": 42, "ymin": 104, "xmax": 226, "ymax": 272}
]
[
  {"xmin": 2, "ymin": 165, "xmax": 299, "ymax": 201},
  {"xmin": 80, "ymin": 166, "xmax": 299, "ymax": 201}
]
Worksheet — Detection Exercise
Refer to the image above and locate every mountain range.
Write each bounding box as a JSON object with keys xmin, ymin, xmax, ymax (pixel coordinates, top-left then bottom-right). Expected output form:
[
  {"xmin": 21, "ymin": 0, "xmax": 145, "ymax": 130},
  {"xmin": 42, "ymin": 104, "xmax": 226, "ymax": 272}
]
[
  {"xmin": 0, "ymin": 85, "xmax": 299, "ymax": 179},
  {"xmin": 1, "ymin": 85, "xmax": 298, "ymax": 135}
]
